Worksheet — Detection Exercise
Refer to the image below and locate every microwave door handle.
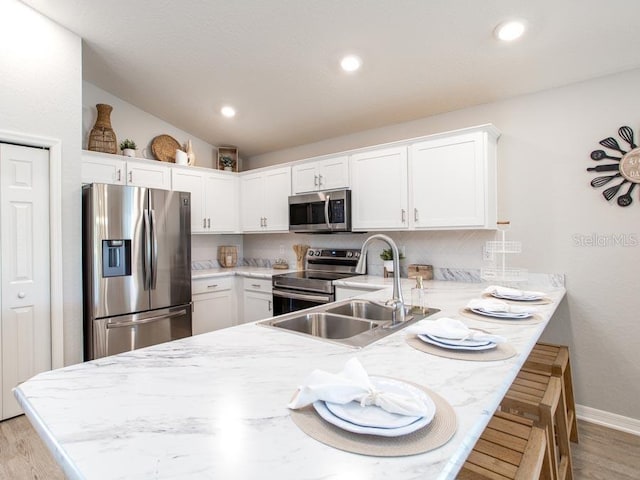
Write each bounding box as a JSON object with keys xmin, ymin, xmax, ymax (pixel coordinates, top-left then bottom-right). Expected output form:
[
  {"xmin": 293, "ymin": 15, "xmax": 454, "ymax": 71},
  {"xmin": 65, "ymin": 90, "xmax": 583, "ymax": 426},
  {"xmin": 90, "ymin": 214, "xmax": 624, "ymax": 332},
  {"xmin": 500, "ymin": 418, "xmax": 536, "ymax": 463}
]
[
  {"xmin": 150, "ymin": 209, "xmax": 158, "ymax": 289},
  {"xmin": 324, "ymin": 194, "xmax": 332, "ymax": 230},
  {"xmin": 143, "ymin": 208, "xmax": 152, "ymax": 290}
]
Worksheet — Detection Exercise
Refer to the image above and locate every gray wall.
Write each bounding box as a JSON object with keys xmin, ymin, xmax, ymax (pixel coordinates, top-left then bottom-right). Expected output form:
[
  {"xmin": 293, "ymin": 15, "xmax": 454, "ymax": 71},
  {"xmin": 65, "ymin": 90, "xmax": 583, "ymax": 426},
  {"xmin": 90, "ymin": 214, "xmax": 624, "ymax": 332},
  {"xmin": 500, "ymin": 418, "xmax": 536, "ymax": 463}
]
[
  {"xmin": 248, "ymin": 69, "xmax": 640, "ymax": 421},
  {"xmin": 0, "ymin": 0, "xmax": 83, "ymax": 365}
]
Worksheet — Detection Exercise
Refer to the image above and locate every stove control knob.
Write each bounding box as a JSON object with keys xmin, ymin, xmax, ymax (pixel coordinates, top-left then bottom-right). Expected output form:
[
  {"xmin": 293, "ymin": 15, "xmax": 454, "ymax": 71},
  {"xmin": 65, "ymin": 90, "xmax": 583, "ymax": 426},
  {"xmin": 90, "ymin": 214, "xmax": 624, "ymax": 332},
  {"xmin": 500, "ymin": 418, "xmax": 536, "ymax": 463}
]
[
  {"xmin": 308, "ymin": 250, "xmax": 315, "ymax": 256},
  {"xmin": 346, "ymin": 251, "xmax": 353, "ymax": 258},
  {"xmin": 354, "ymin": 252, "xmax": 360, "ymax": 258}
]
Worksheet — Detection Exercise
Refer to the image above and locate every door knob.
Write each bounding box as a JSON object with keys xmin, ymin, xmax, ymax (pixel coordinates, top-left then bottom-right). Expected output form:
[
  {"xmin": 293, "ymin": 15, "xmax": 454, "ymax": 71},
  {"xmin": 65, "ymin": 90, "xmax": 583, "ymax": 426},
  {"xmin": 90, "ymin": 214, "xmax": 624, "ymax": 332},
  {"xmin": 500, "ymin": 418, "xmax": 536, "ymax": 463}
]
[{"xmin": 18, "ymin": 292, "xmax": 26, "ymax": 299}]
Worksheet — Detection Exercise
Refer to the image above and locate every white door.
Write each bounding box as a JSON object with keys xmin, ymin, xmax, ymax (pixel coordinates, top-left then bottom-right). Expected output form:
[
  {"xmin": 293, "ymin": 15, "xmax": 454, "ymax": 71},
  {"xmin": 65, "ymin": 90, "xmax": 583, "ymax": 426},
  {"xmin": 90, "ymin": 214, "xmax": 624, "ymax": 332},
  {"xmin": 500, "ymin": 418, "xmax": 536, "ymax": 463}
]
[
  {"xmin": 243, "ymin": 291, "xmax": 272, "ymax": 323},
  {"xmin": 1, "ymin": 143, "xmax": 51, "ymax": 420},
  {"xmin": 172, "ymin": 169, "xmax": 206, "ymax": 232},
  {"xmin": 240, "ymin": 173, "xmax": 265, "ymax": 232},
  {"xmin": 291, "ymin": 163, "xmax": 319, "ymax": 194},
  {"xmin": 207, "ymin": 173, "xmax": 239, "ymax": 233},
  {"xmin": 263, "ymin": 167, "xmax": 291, "ymax": 231},
  {"xmin": 317, "ymin": 156, "xmax": 349, "ymax": 191}
]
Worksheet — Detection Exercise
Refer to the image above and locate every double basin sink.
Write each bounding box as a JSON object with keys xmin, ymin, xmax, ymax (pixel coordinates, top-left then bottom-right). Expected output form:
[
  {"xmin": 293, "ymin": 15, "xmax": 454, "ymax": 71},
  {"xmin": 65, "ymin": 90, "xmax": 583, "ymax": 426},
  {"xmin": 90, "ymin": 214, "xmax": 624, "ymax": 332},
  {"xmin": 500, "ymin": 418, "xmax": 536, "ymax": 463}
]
[{"xmin": 259, "ymin": 299, "xmax": 439, "ymax": 348}]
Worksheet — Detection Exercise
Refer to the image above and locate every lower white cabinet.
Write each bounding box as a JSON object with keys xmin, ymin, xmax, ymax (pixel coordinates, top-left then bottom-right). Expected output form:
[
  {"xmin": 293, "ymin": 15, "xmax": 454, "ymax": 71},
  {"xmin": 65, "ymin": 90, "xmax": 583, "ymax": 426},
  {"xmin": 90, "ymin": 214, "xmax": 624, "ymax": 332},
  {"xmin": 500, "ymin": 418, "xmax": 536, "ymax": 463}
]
[
  {"xmin": 242, "ymin": 278, "xmax": 273, "ymax": 323},
  {"xmin": 192, "ymin": 277, "xmax": 236, "ymax": 334}
]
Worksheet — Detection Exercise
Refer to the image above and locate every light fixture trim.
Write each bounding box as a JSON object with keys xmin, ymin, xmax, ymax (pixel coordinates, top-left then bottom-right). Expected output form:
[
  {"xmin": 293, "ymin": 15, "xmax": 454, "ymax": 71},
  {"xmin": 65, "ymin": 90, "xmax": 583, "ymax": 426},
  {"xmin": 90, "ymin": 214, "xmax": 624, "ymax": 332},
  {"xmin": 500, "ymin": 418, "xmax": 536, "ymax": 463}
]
[
  {"xmin": 494, "ymin": 20, "xmax": 526, "ymax": 42},
  {"xmin": 340, "ymin": 54, "xmax": 362, "ymax": 72},
  {"xmin": 221, "ymin": 105, "xmax": 236, "ymax": 118}
]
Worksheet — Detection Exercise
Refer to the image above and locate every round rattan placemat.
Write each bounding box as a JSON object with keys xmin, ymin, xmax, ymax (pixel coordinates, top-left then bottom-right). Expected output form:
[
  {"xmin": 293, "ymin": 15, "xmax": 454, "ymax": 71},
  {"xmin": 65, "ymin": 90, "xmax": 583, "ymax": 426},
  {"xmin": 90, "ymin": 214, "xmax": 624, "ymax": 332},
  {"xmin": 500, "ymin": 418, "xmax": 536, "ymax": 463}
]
[
  {"xmin": 151, "ymin": 134, "xmax": 181, "ymax": 162},
  {"xmin": 459, "ymin": 308, "xmax": 543, "ymax": 325},
  {"xmin": 289, "ymin": 379, "xmax": 457, "ymax": 457},
  {"xmin": 481, "ymin": 293, "xmax": 552, "ymax": 305},
  {"xmin": 406, "ymin": 335, "xmax": 517, "ymax": 361}
]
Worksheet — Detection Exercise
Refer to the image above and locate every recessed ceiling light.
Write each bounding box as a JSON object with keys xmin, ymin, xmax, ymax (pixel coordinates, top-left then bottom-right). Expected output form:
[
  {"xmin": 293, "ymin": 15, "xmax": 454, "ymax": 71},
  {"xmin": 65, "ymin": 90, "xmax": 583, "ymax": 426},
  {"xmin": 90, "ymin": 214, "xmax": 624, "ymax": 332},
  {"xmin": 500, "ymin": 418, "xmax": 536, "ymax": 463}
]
[
  {"xmin": 340, "ymin": 55, "xmax": 362, "ymax": 72},
  {"xmin": 494, "ymin": 20, "xmax": 526, "ymax": 42},
  {"xmin": 221, "ymin": 106, "xmax": 236, "ymax": 118}
]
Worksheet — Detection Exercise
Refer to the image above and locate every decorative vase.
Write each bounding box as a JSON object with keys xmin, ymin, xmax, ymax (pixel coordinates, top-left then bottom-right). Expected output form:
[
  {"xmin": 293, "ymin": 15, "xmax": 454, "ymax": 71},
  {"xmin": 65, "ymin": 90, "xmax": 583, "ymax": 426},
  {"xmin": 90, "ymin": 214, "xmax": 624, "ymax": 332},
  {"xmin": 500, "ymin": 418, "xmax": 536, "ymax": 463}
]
[
  {"xmin": 122, "ymin": 148, "xmax": 135, "ymax": 157},
  {"xmin": 186, "ymin": 139, "xmax": 196, "ymax": 166},
  {"xmin": 88, "ymin": 104, "xmax": 117, "ymax": 154}
]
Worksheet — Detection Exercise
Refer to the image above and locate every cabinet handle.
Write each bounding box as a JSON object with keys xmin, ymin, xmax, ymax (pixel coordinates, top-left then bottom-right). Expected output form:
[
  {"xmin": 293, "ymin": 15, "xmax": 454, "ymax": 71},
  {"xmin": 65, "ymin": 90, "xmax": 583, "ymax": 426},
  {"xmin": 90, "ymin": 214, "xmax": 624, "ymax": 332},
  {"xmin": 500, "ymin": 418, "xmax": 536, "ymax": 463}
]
[
  {"xmin": 203, "ymin": 218, "xmax": 207, "ymax": 228},
  {"xmin": 264, "ymin": 217, "xmax": 268, "ymax": 228},
  {"xmin": 17, "ymin": 292, "xmax": 26, "ymax": 299},
  {"xmin": 128, "ymin": 171, "xmax": 133, "ymax": 183},
  {"xmin": 318, "ymin": 174, "xmax": 323, "ymax": 187},
  {"xmin": 401, "ymin": 209, "xmax": 406, "ymax": 222},
  {"xmin": 207, "ymin": 284, "xmax": 218, "ymax": 289},
  {"xmin": 314, "ymin": 174, "xmax": 319, "ymax": 186},
  {"xmin": 414, "ymin": 208, "xmax": 419, "ymax": 221},
  {"xmin": 268, "ymin": 300, "xmax": 272, "ymax": 311},
  {"xmin": 116, "ymin": 169, "xmax": 122, "ymax": 182},
  {"xmin": 251, "ymin": 283, "xmax": 261, "ymax": 288},
  {"xmin": 207, "ymin": 218, "xmax": 211, "ymax": 228}
]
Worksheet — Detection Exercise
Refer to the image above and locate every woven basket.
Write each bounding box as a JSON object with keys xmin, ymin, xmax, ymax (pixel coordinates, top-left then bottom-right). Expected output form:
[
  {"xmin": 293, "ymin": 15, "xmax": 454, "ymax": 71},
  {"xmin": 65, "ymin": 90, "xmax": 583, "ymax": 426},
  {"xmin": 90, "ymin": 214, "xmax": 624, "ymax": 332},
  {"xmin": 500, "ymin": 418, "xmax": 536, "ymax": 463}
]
[{"xmin": 218, "ymin": 246, "xmax": 238, "ymax": 268}]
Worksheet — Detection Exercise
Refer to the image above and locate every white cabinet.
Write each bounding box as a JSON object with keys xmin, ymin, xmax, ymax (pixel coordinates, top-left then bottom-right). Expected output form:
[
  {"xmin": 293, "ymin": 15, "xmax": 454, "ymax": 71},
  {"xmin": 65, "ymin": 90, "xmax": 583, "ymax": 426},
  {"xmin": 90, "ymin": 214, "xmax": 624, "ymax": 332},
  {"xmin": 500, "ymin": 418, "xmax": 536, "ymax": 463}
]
[
  {"xmin": 82, "ymin": 151, "xmax": 171, "ymax": 190},
  {"xmin": 292, "ymin": 156, "xmax": 349, "ymax": 194},
  {"xmin": 240, "ymin": 166, "xmax": 291, "ymax": 232},
  {"xmin": 408, "ymin": 129, "xmax": 498, "ymax": 229},
  {"xmin": 242, "ymin": 278, "xmax": 272, "ymax": 323},
  {"xmin": 192, "ymin": 277, "xmax": 236, "ymax": 334},
  {"xmin": 350, "ymin": 147, "xmax": 408, "ymax": 231},
  {"xmin": 172, "ymin": 168, "xmax": 239, "ymax": 233}
]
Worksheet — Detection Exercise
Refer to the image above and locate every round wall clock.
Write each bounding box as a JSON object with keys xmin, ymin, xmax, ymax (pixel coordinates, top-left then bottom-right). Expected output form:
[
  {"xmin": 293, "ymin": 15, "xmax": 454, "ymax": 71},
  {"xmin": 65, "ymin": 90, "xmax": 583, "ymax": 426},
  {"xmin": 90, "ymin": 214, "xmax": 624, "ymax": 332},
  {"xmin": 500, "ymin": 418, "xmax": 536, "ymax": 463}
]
[{"xmin": 587, "ymin": 126, "xmax": 640, "ymax": 207}]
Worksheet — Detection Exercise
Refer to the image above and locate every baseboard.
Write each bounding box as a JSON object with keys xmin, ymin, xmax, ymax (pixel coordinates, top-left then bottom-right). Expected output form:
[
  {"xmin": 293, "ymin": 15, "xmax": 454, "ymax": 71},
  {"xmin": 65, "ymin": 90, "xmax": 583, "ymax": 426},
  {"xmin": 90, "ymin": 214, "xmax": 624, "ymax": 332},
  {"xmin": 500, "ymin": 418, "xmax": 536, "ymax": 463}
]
[{"xmin": 577, "ymin": 404, "xmax": 640, "ymax": 436}]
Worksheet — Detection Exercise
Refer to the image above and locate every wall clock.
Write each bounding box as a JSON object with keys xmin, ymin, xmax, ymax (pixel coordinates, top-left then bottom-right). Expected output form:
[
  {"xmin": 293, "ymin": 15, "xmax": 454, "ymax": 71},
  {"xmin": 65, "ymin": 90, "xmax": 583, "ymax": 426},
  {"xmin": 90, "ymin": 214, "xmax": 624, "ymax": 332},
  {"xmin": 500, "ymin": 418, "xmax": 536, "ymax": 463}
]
[{"xmin": 587, "ymin": 126, "xmax": 640, "ymax": 207}]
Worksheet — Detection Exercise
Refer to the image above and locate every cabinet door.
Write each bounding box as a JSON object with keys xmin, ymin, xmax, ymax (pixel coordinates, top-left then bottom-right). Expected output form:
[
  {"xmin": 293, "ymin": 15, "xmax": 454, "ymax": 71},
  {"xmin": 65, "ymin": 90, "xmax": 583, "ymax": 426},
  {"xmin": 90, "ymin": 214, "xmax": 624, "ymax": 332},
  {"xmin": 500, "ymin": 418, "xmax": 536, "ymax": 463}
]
[
  {"xmin": 126, "ymin": 161, "xmax": 171, "ymax": 190},
  {"xmin": 350, "ymin": 147, "xmax": 408, "ymax": 230},
  {"xmin": 82, "ymin": 155, "xmax": 126, "ymax": 185},
  {"xmin": 207, "ymin": 173, "xmax": 239, "ymax": 233},
  {"xmin": 263, "ymin": 167, "xmax": 291, "ymax": 231},
  {"xmin": 192, "ymin": 291, "xmax": 235, "ymax": 334},
  {"xmin": 291, "ymin": 163, "xmax": 319, "ymax": 194},
  {"xmin": 172, "ymin": 169, "xmax": 206, "ymax": 233},
  {"xmin": 409, "ymin": 132, "xmax": 487, "ymax": 228},
  {"xmin": 318, "ymin": 156, "xmax": 349, "ymax": 191},
  {"xmin": 243, "ymin": 291, "xmax": 273, "ymax": 323},
  {"xmin": 240, "ymin": 172, "xmax": 265, "ymax": 232}
]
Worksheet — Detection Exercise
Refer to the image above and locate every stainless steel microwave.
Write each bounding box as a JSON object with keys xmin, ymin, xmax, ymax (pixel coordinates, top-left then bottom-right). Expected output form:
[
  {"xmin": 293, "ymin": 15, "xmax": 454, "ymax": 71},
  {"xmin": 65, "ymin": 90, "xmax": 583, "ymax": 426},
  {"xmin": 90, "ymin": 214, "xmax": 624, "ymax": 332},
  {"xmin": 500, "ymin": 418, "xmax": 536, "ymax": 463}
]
[{"xmin": 288, "ymin": 189, "xmax": 352, "ymax": 233}]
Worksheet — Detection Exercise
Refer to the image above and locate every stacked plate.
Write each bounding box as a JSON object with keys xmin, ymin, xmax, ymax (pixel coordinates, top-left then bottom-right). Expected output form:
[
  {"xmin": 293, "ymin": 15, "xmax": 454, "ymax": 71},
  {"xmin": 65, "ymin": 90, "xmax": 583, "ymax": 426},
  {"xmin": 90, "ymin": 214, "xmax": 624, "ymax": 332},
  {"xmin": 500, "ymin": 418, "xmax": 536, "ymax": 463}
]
[
  {"xmin": 312, "ymin": 377, "xmax": 436, "ymax": 437},
  {"xmin": 470, "ymin": 307, "xmax": 533, "ymax": 319},
  {"xmin": 418, "ymin": 333, "xmax": 498, "ymax": 351},
  {"xmin": 485, "ymin": 286, "xmax": 545, "ymax": 302}
]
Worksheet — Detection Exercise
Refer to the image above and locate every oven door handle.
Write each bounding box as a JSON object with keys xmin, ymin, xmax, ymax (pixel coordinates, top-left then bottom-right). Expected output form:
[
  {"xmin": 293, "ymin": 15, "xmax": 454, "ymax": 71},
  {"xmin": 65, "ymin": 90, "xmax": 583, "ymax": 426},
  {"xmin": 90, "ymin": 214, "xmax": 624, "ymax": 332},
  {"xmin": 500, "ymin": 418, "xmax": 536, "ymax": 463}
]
[
  {"xmin": 272, "ymin": 289, "xmax": 332, "ymax": 303},
  {"xmin": 324, "ymin": 194, "xmax": 332, "ymax": 231}
]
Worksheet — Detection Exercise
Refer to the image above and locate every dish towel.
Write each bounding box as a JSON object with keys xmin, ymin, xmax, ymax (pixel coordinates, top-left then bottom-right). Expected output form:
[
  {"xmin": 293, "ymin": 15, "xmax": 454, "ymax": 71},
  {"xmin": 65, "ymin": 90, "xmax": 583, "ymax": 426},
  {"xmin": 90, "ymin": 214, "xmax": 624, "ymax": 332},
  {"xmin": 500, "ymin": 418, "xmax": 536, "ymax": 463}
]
[
  {"xmin": 288, "ymin": 358, "xmax": 429, "ymax": 417},
  {"xmin": 467, "ymin": 298, "xmax": 537, "ymax": 315},
  {"xmin": 483, "ymin": 285, "xmax": 545, "ymax": 298},
  {"xmin": 405, "ymin": 317, "xmax": 506, "ymax": 344}
]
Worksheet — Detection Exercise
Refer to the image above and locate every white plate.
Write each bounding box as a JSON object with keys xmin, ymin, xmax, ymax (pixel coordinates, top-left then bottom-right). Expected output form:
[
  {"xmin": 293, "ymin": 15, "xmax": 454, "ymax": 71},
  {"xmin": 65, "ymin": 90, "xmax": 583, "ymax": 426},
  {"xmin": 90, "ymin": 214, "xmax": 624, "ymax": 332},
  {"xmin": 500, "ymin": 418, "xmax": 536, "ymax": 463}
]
[
  {"xmin": 491, "ymin": 292, "xmax": 542, "ymax": 301},
  {"xmin": 425, "ymin": 334, "xmax": 491, "ymax": 347},
  {"xmin": 313, "ymin": 378, "xmax": 435, "ymax": 436},
  {"xmin": 470, "ymin": 308, "xmax": 532, "ymax": 319},
  {"xmin": 418, "ymin": 334, "xmax": 497, "ymax": 351}
]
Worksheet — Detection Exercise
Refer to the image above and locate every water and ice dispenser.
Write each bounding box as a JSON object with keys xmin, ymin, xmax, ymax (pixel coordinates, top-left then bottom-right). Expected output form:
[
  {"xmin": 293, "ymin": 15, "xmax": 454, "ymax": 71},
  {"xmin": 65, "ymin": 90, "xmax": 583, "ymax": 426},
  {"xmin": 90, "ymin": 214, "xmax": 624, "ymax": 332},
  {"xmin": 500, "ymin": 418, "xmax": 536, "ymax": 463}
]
[{"xmin": 102, "ymin": 240, "xmax": 131, "ymax": 277}]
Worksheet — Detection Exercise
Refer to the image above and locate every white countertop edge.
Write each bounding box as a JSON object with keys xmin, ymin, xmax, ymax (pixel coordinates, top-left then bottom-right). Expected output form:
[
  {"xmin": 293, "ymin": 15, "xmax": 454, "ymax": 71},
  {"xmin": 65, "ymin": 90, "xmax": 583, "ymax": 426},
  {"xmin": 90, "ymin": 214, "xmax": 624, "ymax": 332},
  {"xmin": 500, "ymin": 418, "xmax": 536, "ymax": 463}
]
[{"xmin": 13, "ymin": 388, "xmax": 84, "ymax": 480}]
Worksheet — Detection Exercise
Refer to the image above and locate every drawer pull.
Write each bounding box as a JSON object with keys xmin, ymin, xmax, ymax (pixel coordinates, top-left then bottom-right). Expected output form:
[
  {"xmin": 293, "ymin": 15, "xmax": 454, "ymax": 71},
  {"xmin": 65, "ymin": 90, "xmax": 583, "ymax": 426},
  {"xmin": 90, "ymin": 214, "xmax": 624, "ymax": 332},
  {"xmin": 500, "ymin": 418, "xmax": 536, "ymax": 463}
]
[
  {"xmin": 251, "ymin": 283, "xmax": 261, "ymax": 288},
  {"xmin": 207, "ymin": 284, "xmax": 218, "ymax": 288}
]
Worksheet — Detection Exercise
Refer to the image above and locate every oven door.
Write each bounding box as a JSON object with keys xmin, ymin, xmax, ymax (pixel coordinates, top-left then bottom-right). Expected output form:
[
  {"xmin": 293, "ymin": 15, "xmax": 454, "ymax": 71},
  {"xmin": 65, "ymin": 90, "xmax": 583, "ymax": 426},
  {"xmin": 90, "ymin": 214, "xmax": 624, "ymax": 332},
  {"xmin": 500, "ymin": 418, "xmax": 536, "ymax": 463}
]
[{"xmin": 272, "ymin": 288, "xmax": 334, "ymax": 316}]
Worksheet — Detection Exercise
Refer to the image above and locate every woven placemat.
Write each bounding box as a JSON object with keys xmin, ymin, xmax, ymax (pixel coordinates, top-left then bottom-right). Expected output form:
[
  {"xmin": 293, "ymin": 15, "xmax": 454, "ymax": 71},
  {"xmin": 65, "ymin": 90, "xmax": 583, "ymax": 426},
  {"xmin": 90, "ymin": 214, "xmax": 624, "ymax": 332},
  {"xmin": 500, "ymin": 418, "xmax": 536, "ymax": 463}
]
[
  {"xmin": 151, "ymin": 134, "xmax": 181, "ymax": 162},
  {"xmin": 289, "ymin": 380, "xmax": 457, "ymax": 457},
  {"xmin": 481, "ymin": 293, "xmax": 552, "ymax": 305},
  {"xmin": 459, "ymin": 308, "xmax": 543, "ymax": 325},
  {"xmin": 406, "ymin": 335, "xmax": 517, "ymax": 361}
]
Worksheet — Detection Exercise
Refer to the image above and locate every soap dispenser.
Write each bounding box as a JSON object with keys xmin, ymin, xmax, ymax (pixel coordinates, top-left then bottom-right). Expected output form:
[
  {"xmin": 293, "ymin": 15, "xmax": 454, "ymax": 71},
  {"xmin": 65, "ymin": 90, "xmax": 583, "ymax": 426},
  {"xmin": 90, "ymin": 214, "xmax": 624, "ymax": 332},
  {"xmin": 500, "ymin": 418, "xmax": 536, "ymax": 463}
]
[{"xmin": 411, "ymin": 275, "xmax": 427, "ymax": 314}]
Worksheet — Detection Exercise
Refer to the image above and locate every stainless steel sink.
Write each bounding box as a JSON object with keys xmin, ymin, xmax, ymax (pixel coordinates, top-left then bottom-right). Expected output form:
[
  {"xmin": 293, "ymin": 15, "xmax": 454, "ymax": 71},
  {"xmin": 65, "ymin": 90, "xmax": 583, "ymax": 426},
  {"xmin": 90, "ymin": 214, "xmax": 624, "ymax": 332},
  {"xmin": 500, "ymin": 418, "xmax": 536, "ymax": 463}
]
[{"xmin": 258, "ymin": 299, "xmax": 439, "ymax": 348}]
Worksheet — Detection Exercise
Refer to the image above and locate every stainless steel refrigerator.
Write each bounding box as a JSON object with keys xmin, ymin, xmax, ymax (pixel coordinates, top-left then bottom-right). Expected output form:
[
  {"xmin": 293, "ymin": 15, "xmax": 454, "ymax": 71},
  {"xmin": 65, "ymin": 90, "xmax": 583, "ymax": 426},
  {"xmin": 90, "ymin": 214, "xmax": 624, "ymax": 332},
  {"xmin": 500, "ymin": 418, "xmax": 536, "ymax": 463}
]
[{"xmin": 82, "ymin": 183, "xmax": 192, "ymax": 360}]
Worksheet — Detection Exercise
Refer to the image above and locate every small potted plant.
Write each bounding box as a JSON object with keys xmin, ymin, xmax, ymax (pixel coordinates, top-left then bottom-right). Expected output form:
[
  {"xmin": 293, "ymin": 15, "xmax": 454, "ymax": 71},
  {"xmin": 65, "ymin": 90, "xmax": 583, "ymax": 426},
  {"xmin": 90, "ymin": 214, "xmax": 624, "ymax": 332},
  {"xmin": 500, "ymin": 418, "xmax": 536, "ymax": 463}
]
[
  {"xmin": 120, "ymin": 139, "xmax": 137, "ymax": 157},
  {"xmin": 220, "ymin": 155, "xmax": 235, "ymax": 171},
  {"xmin": 380, "ymin": 248, "xmax": 405, "ymax": 273}
]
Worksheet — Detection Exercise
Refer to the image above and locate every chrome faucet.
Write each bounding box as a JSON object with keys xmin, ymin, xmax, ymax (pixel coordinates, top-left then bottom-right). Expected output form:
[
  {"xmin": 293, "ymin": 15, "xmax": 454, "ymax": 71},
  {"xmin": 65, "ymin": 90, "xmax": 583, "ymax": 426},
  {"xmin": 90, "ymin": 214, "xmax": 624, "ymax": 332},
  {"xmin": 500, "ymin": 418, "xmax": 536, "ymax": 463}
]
[{"xmin": 355, "ymin": 234, "xmax": 406, "ymax": 325}]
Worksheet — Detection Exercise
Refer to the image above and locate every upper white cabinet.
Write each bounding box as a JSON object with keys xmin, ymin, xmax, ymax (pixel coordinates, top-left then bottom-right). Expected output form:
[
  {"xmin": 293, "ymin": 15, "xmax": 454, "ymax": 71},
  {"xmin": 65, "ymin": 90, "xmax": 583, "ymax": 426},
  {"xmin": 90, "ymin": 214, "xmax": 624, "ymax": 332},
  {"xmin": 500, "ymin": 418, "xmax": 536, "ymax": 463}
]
[
  {"xmin": 172, "ymin": 167, "xmax": 239, "ymax": 234},
  {"xmin": 240, "ymin": 166, "xmax": 291, "ymax": 232},
  {"xmin": 291, "ymin": 156, "xmax": 349, "ymax": 194},
  {"xmin": 409, "ymin": 129, "xmax": 497, "ymax": 229},
  {"xmin": 82, "ymin": 151, "xmax": 171, "ymax": 190},
  {"xmin": 350, "ymin": 147, "xmax": 408, "ymax": 231}
]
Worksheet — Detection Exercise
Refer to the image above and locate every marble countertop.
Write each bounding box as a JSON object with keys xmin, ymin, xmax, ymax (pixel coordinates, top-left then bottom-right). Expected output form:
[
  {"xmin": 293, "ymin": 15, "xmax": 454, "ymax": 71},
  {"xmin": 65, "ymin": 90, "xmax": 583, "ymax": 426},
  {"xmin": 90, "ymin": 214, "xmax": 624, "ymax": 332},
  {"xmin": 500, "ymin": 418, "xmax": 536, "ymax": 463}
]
[
  {"xmin": 192, "ymin": 266, "xmax": 297, "ymax": 279},
  {"xmin": 15, "ymin": 279, "xmax": 566, "ymax": 480}
]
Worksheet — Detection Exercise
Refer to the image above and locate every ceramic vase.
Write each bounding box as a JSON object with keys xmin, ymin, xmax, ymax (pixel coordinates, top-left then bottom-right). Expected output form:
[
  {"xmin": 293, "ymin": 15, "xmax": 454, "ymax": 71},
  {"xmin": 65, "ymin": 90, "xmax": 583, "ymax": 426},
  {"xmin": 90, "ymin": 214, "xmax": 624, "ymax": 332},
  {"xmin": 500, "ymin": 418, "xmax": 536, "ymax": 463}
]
[
  {"xmin": 186, "ymin": 139, "xmax": 196, "ymax": 166},
  {"xmin": 88, "ymin": 104, "xmax": 117, "ymax": 154}
]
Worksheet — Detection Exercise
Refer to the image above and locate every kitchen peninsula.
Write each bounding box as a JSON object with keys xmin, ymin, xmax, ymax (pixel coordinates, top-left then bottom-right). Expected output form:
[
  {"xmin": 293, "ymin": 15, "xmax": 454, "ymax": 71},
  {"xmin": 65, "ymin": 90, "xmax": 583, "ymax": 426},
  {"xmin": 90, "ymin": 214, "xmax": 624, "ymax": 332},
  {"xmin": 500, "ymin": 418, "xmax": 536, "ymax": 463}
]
[{"xmin": 14, "ymin": 277, "xmax": 565, "ymax": 480}]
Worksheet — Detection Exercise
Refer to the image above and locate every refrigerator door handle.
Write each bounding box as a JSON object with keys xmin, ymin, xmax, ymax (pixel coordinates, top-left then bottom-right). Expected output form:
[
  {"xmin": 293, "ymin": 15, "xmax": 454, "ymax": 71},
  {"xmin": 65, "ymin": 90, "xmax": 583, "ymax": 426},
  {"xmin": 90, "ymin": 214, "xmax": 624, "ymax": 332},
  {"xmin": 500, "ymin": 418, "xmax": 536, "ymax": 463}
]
[
  {"xmin": 106, "ymin": 309, "xmax": 187, "ymax": 329},
  {"xmin": 143, "ymin": 208, "xmax": 152, "ymax": 290},
  {"xmin": 150, "ymin": 209, "xmax": 158, "ymax": 289}
]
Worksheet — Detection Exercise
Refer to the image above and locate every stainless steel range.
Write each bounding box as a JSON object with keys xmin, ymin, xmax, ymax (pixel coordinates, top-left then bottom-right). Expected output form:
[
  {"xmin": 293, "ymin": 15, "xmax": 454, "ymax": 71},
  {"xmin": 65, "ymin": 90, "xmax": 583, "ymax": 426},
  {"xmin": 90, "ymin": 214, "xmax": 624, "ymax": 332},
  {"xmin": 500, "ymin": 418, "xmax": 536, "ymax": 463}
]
[{"xmin": 272, "ymin": 248, "xmax": 362, "ymax": 315}]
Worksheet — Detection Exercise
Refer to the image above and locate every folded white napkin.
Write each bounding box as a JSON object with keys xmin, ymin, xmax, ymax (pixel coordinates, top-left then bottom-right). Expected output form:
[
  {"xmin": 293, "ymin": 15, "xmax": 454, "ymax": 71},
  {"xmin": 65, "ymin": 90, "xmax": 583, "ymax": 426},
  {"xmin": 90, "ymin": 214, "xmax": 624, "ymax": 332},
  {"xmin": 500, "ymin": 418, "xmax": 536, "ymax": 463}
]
[
  {"xmin": 288, "ymin": 358, "xmax": 429, "ymax": 417},
  {"xmin": 405, "ymin": 317, "xmax": 506, "ymax": 344},
  {"xmin": 483, "ymin": 285, "xmax": 545, "ymax": 299},
  {"xmin": 467, "ymin": 298, "xmax": 537, "ymax": 315}
]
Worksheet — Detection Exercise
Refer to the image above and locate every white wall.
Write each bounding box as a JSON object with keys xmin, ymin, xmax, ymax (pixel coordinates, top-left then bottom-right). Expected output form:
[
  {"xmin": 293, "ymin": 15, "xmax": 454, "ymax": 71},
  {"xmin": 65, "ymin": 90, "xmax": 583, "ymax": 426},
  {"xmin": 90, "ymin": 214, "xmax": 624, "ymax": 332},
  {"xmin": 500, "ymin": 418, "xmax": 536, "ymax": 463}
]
[
  {"xmin": 83, "ymin": 82, "xmax": 220, "ymax": 169},
  {"xmin": 0, "ymin": 0, "xmax": 83, "ymax": 365},
  {"xmin": 248, "ymin": 69, "xmax": 640, "ymax": 421}
]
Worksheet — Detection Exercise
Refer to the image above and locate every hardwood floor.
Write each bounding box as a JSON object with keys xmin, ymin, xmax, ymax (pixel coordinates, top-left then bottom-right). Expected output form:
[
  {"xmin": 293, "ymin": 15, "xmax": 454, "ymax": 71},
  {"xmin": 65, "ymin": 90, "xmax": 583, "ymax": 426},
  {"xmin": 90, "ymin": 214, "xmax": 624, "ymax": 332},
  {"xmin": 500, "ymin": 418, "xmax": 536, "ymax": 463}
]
[{"xmin": 0, "ymin": 416, "xmax": 638, "ymax": 479}]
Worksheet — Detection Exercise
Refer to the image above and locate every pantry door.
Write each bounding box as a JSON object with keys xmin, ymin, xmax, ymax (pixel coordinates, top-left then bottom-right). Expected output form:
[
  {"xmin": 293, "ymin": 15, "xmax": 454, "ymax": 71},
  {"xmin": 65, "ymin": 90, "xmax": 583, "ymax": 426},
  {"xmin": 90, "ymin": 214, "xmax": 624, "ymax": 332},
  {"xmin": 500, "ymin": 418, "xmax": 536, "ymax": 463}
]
[{"xmin": 0, "ymin": 143, "xmax": 51, "ymax": 420}]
